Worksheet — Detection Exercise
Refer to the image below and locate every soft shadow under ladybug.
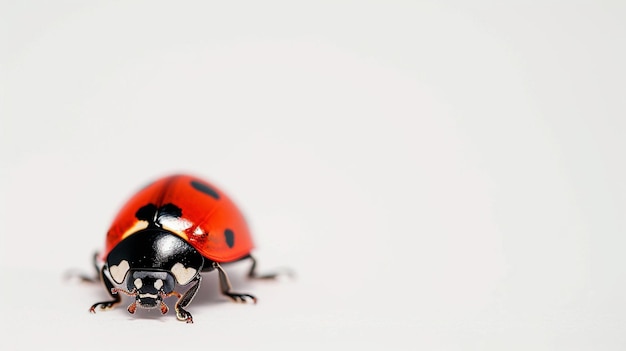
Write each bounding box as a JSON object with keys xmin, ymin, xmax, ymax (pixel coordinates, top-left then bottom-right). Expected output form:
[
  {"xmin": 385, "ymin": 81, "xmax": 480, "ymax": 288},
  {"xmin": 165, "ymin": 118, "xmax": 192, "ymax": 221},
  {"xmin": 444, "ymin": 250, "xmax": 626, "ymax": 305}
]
[{"xmin": 77, "ymin": 174, "xmax": 289, "ymax": 323}]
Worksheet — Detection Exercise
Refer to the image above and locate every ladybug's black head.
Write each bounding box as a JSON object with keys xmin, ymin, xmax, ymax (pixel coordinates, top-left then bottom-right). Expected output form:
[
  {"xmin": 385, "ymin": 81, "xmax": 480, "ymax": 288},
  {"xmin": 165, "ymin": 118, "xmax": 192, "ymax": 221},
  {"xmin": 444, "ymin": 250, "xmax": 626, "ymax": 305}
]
[{"xmin": 127, "ymin": 270, "xmax": 176, "ymax": 308}]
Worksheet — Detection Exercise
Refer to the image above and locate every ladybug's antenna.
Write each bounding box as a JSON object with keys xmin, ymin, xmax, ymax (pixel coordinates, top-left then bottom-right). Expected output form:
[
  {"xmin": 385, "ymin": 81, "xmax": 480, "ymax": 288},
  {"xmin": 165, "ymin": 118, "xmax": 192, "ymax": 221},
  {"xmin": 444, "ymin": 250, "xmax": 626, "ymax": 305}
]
[{"xmin": 111, "ymin": 288, "xmax": 137, "ymax": 297}]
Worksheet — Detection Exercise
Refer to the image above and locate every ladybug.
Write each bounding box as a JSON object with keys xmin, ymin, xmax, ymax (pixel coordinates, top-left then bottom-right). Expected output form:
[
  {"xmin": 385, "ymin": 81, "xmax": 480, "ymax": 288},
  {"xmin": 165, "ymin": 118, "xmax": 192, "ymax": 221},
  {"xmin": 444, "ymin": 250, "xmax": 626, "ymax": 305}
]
[{"xmin": 86, "ymin": 174, "xmax": 279, "ymax": 323}]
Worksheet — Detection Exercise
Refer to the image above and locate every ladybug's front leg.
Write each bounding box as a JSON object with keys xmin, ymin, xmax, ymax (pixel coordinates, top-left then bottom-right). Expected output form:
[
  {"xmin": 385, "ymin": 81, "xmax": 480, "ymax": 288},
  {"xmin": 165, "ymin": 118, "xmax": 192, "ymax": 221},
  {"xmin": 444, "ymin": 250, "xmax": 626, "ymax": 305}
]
[
  {"xmin": 89, "ymin": 267, "xmax": 121, "ymax": 313},
  {"xmin": 173, "ymin": 275, "xmax": 201, "ymax": 323},
  {"xmin": 214, "ymin": 262, "xmax": 257, "ymax": 303}
]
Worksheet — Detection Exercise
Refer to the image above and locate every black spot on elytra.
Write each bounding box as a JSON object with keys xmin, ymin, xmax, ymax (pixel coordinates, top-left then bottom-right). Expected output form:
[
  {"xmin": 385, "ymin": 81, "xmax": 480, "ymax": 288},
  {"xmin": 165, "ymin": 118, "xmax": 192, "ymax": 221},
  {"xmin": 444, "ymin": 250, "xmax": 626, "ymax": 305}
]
[
  {"xmin": 136, "ymin": 204, "xmax": 158, "ymax": 222},
  {"xmin": 190, "ymin": 180, "xmax": 220, "ymax": 200},
  {"xmin": 224, "ymin": 229, "xmax": 235, "ymax": 248}
]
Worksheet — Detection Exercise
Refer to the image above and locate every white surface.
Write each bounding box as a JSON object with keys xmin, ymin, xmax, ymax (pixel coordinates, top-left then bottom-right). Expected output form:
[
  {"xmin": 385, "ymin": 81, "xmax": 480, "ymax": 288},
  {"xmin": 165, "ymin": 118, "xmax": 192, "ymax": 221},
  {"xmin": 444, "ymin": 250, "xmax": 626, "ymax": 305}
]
[{"xmin": 1, "ymin": 1, "xmax": 625, "ymax": 350}]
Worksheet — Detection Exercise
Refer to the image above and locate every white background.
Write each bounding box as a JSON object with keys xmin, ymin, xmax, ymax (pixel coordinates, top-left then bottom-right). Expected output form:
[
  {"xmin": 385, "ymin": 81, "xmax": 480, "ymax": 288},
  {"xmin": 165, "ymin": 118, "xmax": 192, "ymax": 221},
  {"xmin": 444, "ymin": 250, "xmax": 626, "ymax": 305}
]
[{"xmin": 1, "ymin": 1, "xmax": 625, "ymax": 350}]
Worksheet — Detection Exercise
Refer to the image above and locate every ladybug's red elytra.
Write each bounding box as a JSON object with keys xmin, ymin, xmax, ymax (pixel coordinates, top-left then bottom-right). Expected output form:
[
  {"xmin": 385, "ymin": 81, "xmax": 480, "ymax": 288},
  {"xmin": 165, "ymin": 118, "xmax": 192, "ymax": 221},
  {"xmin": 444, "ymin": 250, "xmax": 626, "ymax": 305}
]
[{"xmin": 86, "ymin": 174, "xmax": 282, "ymax": 323}]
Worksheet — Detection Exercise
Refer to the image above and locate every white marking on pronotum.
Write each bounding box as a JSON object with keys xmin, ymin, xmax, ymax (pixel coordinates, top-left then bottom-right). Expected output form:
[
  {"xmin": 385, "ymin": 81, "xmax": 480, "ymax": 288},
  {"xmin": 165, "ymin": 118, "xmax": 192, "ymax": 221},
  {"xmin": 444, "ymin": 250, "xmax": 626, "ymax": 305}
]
[
  {"xmin": 109, "ymin": 260, "xmax": 130, "ymax": 284},
  {"xmin": 134, "ymin": 278, "xmax": 143, "ymax": 289},
  {"xmin": 154, "ymin": 279, "xmax": 163, "ymax": 290},
  {"xmin": 171, "ymin": 262, "xmax": 197, "ymax": 285}
]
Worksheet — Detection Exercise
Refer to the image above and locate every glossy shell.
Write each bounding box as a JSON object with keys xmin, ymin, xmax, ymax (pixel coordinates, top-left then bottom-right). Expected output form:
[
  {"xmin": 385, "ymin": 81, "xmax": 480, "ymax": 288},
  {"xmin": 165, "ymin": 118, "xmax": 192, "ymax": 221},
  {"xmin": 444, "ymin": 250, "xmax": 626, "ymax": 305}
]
[{"xmin": 104, "ymin": 174, "xmax": 254, "ymax": 263}]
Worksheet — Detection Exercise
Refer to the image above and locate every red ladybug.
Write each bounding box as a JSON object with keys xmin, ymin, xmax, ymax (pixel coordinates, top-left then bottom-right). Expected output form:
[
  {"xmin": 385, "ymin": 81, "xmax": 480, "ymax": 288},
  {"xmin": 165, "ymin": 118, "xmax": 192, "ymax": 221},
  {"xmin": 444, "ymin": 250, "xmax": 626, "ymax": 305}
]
[{"xmin": 87, "ymin": 174, "xmax": 279, "ymax": 323}]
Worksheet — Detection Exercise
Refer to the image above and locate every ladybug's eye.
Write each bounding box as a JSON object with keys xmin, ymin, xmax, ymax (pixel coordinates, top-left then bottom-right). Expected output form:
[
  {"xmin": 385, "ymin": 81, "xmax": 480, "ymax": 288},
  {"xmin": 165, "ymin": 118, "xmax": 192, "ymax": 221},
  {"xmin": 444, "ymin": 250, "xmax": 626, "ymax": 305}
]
[
  {"xmin": 134, "ymin": 278, "xmax": 143, "ymax": 289},
  {"xmin": 154, "ymin": 279, "xmax": 163, "ymax": 290}
]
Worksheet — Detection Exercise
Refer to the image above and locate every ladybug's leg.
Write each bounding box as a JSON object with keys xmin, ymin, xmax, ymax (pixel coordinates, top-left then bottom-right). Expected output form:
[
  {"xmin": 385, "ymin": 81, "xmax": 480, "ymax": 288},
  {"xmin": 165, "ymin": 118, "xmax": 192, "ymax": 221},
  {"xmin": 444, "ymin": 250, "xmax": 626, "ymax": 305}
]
[
  {"xmin": 247, "ymin": 255, "xmax": 294, "ymax": 280},
  {"xmin": 89, "ymin": 267, "xmax": 121, "ymax": 313},
  {"xmin": 66, "ymin": 252, "xmax": 102, "ymax": 283},
  {"xmin": 84, "ymin": 252, "xmax": 102, "ymax": 282},
  {"xmin": 172, "ymin": 276, "xmax": 201, "ymax": 323},
  {"xmin": 213, "ymin": 262, "xmax": 257, "ymax": 303}
]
